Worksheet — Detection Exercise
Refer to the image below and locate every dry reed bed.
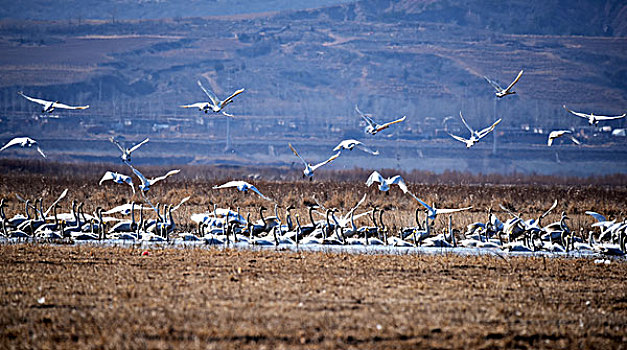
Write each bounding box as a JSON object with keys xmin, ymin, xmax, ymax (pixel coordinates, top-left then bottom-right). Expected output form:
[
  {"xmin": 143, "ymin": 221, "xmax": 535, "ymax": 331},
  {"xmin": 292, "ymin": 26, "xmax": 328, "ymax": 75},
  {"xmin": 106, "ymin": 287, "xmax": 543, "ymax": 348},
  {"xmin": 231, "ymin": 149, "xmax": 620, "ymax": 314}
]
[{"xmin": 0, "ymin": 244, "xmax": 625, "ymax": 349}]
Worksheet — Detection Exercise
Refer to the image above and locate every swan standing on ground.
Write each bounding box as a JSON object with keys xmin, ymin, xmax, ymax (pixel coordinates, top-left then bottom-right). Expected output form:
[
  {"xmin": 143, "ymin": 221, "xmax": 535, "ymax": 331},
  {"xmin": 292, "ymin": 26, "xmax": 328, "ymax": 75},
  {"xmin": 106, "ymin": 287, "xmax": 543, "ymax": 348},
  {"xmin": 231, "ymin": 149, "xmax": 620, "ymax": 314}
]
[
  {"xmin": 333, "ymin": 139, "xmax": 379, "ymax": 155},
  {"xmin": 562, "ymin": 105, "xmax": 625, "ymax": 126},
  {"xmin": 99, "ymin": 171, "xmax": 135, "ymax": 194},
  {"xmin": 365, "ymin": 171, "xmax": 409, "ymax": 193},
  {"xmin": 126, "ymin": 164, "xmax": 180, "ymax": 193},
  {"xmin": 109, "ymin": 137, "xmax": 149, "ymax": 163},
  {"xmin": 288, "ymin": 143, "xmax": 340, "ymax": 180},
  {"xmin": 448, "ymin": 111, "xmax": 501, "ymax": 149},
  {"xmin": 18, "ymin": 91, "xmax": 89, "ymax": 113},
  {"xmin": 355, "ymin": 105, "xmax": 406, "ymax": 135},
  {"xmin": 213, "ymin": 180, "xmax": 272, "ymax": 201},
  {"xmin": 409, "ymin": 193, "xmax": 472, "ymax": 220},
  {"xmin": 547, "ymin": 130, "xmax": 580, "ymax": 146},
  {"xmin": 484, "ymin": 70, "xmax": 523, "ymax": 98},
  {"xmin": 180, "ymin": 80, "xmax": 244, "ymax": 117},
  {"xmin": 0, "ymin": 137, "xmax": 46, "ymax": 158}
]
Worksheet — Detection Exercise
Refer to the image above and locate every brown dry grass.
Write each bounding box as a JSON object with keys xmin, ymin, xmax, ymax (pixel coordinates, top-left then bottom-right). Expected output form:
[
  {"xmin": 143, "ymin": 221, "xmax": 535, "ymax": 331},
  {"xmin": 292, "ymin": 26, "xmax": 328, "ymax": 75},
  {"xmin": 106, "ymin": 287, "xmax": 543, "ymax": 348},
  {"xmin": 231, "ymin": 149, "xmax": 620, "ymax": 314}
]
[{"xmin": 0, "ymin": 245, "xmax": 625, "ymax": 349}]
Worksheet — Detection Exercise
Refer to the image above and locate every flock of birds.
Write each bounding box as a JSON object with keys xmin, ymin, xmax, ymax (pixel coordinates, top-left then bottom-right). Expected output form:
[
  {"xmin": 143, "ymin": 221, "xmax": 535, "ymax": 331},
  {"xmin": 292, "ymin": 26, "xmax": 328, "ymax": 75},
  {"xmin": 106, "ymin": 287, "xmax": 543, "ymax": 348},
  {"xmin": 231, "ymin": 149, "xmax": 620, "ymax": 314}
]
[{"xmin": 0, "ymin": 70, "xmax": 626, "ymax": 256}]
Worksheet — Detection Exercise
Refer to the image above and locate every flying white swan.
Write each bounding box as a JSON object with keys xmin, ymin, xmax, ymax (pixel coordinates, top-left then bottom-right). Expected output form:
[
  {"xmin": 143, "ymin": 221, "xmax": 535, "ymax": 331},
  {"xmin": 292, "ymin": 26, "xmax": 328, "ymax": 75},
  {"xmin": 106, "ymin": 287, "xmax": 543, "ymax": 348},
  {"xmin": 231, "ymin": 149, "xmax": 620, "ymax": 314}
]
[
  {"xmin": 110, "ymin": 137, "xmax": 149, "ymax": 163},
  {"xmin": 484, "ymin": 69, "xmax": 523, "ymax": 98},
  {"xmin": 563, "ymin": 105, "xmax": 625, "ymax": 126},
  {"xmin": 547, "ymin": 130, "xmax": 580, "ymax": 146},
  {"xmin": 127, "ymin": 164, "xmax": 180, "ymax": 192},
  {"xmin": 213, "ymin": 180, "xmax": 272, "ymax": 201},
  {"xmin": 365, "ymin": 171, "xmax": 409, "ymax": 193},
  {"xmin": 333, "ymin": 139, "xmax": 379, "ymax": 155},
  {"xmin": 0, "ymin": 137, "xmax": 46, "ymax": 158},
  {"xmin": 180, "ymin": 80, "xmax": 244, "ymax": 117},
  {"xmin": 409, "ymin": 193, "xmax": 472, "ymax": 220},
  {"xmin": 18, "ymin": 91, "xmax": 89, "ymax": 113},
  {"xmin": 448, "ymin": 111, "xmax": 501, "ymax": 148},
  {"xmin": 99, "ymin": 171, "xmax": 135, "ymax": 194},
  {"xmin": 355, "ymin": 105, "xmax": 406, "ymax": 135},
  {"xmin": 288, "ymin": 143, "xmax": 340, "ymax": 179}
]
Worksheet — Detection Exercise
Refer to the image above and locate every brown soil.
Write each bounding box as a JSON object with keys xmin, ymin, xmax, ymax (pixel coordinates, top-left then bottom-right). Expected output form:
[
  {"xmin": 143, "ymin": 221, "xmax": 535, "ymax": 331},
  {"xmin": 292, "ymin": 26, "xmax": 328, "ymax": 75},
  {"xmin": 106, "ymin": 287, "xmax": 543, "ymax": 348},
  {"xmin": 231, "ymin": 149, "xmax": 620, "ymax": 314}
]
[{"xmin": 1, "ymin": 244, "xmax": 625, "ymax": 349}]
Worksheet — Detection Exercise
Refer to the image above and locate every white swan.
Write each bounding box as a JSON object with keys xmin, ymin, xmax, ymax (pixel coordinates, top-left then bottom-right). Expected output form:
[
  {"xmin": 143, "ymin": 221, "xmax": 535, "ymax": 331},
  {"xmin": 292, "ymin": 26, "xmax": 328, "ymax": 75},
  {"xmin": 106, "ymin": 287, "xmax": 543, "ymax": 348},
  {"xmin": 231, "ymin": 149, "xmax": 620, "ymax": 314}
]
[
  {"xmin": 0, "ymin": 137, "xmax": 46, "ymax": 158},
  {"xmin": 288, "ymin": 143, "xmax": 340, "ymax": 179},
  {"xmin": 99, "ymin": 171, "xmax": 135, "ymax": 194},
  {"xmin": 448, "ymin": 112, "xmax": 501, "ymax": 149},
  {"xmin": 563, "ymin": 105, "xmax": 625, "ymax": 126},
  {"xmin": 127, "ymin": 164, "xmax": 180, "ymax": 192},
  {"xmin": 213, "ymin": 180, "xmax": 272, "ymax": 201},
  {"xmin": 180, "ymin": 80, "xmax": 244, "ymax": 117},
  {"xmin": 110, "ymin": 137, "xmax": 149, "ymax": 163},
  {"xmin": 547, "ymin": 130, "xmax": 580, "ymax": 146},
  {"xmin": 355, "ymin": 105, "xmax": 406, "ymax": 135},
  {"xmin": 333, "ymin": 139, "xmax": 379, "ymax": 155},
  {"xmin": 484, "ymin": 69, "xmax": 523, "ymax": 98},
  {"xmin": 18, "ymin": 91, "xmax": 89, "ymax": 113},
  {"xmin": 409, "ymin": 193, "xmax": 472, "ymax": 220},
  {"xmin": 365, "ymin": 171, "xmax": 409, "ymax": 193}
]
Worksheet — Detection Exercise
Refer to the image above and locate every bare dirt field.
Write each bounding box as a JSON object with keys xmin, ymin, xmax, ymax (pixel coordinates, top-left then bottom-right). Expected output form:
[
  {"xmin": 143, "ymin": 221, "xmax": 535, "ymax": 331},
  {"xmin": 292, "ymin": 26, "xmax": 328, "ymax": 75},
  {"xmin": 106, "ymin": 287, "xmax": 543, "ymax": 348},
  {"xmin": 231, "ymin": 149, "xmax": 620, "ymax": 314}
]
[{"xmin": 0, "ymin": 244, "xmax": 625, "ymax": 349}]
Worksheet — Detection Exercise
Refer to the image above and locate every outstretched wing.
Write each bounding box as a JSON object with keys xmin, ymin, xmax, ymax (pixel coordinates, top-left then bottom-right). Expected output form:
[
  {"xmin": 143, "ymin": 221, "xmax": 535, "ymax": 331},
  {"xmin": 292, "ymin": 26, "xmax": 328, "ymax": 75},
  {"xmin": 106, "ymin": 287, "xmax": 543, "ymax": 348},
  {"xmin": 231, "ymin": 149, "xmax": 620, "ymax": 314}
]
[
  {"xmin": 357, "ymin": 144, "xmax": 379, "ymax": 156},
  {"xmin": 99, "ymin": 171, "xmax": 115, "ymax": 185},
  {"xmin": 311, "ymin": 151, "xmax": 341, "ymax": 171},
  {"xmin": 563, "ymin": 105, "xmax": 590, "ymax": 120},
  {"xmin": 35, "ymin": 146, "xmax": 47, "ymax": 159},
  {"xmin": 355, "ymin": 105, "xmax": 376, "ymax": 126},
  {"xmin": 249, "ymin": 185, "xmax": 272, "ymax": 201},
  {"xmin": 448, "ymin": 133, "xmax": 469, "ymax": 144},
  {"xmin": 288, "ymin": 143, "xmax": 308, "ymax": 166},
  {"xmin": 127, "ymin": 163, "xmax": 149, "ymax": 187},
  {"xmin": 213, "ymin": 181, "xmax": 240, "ymax": 190},
  {"xmin": 172, "ymin": 196, "xmax": 191, "ymax": 211},
  {"xmin": 477, "ymin": 119, "xmax": 502, "ymax": 139},
  {"xmin": 388, "ymin": 175, "xmax": 409, "ymax": 193},
  {"xmin": 44, "ymin": 188, "xmax": 68, "ymax": 217},
  {"xmin": 458, "ymin": 111, "xmax": 474, "ymax": 134},
  {"xmin": 594, "ymin": 113, "xmax": 626, "ymax": 121},
  {"xmin": 128, "ymin": 138, "xmax": 150, "ymax": 153},
  {"xmin": 484, "ymin": 76, "xmax": 503, "ymax": 92},
  {"xmin": 436, "ymin": 206, "xmax": 473, "ymax": 215},
  {"xmin": 180, "ymin": 102, "xmax": 208, "ymax": 109},
  {"xmin": 109, "ymin": 137, "xmax": 125, "ymax": 153},
  {"xmin": 408, "ymin": 193, "xmax": 436, "ymax": 217},
  {"xmin": 365, "ymin": 171, "xmax": 384, "ymax": 187},
  {"xmin": 568, "ymin": 135, "xmax": 581, "ymax": 145},
  {"xmin": 504, "ymin": 69, "xmax": 524, "ymax": 92},
  {"xmin": 539, "ymin": 199, "xmax": 558, "ymax": 221},
  {"xmin": 197, "ymin": 80, "xmax": 218, "ymax": 105},
  {"xmin": 17, "ymin": 91, "xmax": 50, "ymax": 106},
  {"xmin": 377, "ymin": 116, "xmax": 406, "ymax": 132},
  {"xmin": 53, "ymin": 102, "xmax": 89, "ymax": 110},
  {"xmin": 585, "ymin": 211, "xmax": 607, "ymax": 223},
  {"xmin": 219, "ymin": 88, "xmax": 245, "ymax": 107},
  {"xmin": 1, "ymin": 137, "xmax": 26, "ymax": 151},
  {"xmin": 151, "ymin": 169, "xmax": 181, "ymax": 185}
]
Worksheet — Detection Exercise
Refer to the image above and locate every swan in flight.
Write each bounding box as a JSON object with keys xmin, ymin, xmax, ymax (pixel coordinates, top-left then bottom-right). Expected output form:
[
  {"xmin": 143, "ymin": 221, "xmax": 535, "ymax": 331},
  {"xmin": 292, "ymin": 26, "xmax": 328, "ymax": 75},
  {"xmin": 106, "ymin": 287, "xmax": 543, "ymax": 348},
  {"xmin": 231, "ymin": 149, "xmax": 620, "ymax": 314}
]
[
  {"xmin": 365, "ymin": 171, "xmax": 409, "ymax": 193},
  {"xmin": 127, "ymin": 164, "xmax": 180, "ymax": 192},
  {"xmin": 213, "ymin": 180, "xmax": 272, "ymax": 201},
  {"xmin": 180, "ymin": 80, "xmax": 244, "ymax": 117},
  {"xmin": 0, "ymin": 137, "xmax": 46, "ymax": 158},
  {"xmin": 18, "ymin": 91, "xmax": 89, "ymax": 113},
  {"xmin": 547, "ymin": 130, "xmax": 580, "ymax": 146},
  {"xmin": 99, "ymin": 171, "xmax": 135, "ymax": 194},
  {"xmin": 110, "ymin": 137, "xmax": 149, "ymax": 163},
  {"xmin": 355, "ymin": 105, "xmax": 406, "ymax": 135},
  {"xmin": 288, "ymin": 143, "xmax": 340, "ymax": 179},
  {"xmin": 484, "ymin": 70, "xmax": 523, "ymax": 98},
  {"xmin": 409, "ymin": 193, "xmax": 472, "ymax": 220},
  {"xmin": 448, "ymin": 111, "xmax": 501, "ymax": 148},
  {"xmin": 563, "ymin": 105, "xmax": 625, "ymax": 126},
  {"xmin": 333, "ymin": 139, "xmax": 379, "ymax": 155}
]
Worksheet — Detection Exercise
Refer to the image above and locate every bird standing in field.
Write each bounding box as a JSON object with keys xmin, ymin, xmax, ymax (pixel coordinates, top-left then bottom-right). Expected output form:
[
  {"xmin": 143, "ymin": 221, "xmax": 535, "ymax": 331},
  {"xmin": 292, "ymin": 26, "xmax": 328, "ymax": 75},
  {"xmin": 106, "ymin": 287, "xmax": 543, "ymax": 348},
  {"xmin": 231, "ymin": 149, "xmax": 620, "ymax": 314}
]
[
  {"xmin": 99, "ymin": 171, "xmax": 136, "ymax": 194},
  {"xmin": 18, "ymin": 91, "xmax": 89, "ymax": 113},
  {"xmin": 289, "ymin": 143, "xmax": 340, "ymax": 180},
  {"xmin": 484, "ymin": 69, "xmax": 524, "ymax": 98},
  {"xmin": 110, "ymin": 137, "xmax": 149, "ymax": 163},
  {"xmin": 0, "ymin": 137, "xmax": 46, "ymax": 158},
  {"xmin": 562, "ymin": 105, "xmax": 625, "ymax": 127},
  {"xmin": 180, "ymin": 80, "xmax": 244, "ymax": 117},
  {"xmin": 448, "ymin": 111, "xmax": 501, "ymax": 149},
  {"xmin": 355, "ymin": 105, "xmax": 406, "ymax": 135},
  {"xmin": 213, "ymin": 180, "xmax": 272, "ymax": 201},
  {"xmin": 547, "ymin": 130, "xmax": 580, "ymax": 146}
]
